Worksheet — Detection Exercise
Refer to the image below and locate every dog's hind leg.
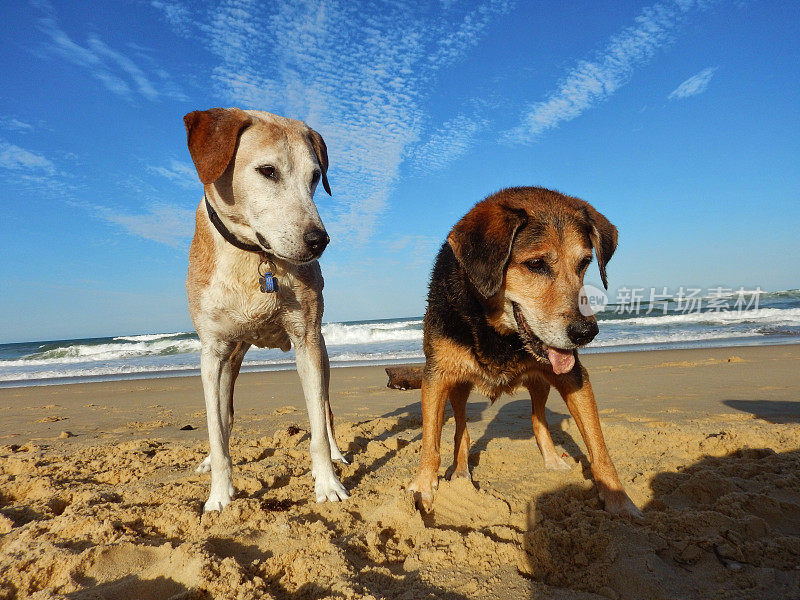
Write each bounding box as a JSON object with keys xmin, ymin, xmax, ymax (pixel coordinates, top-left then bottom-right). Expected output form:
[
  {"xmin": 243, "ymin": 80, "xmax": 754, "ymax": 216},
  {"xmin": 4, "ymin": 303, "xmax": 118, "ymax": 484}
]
[
  {"xmin": 526, "ymin": 378, "xmax": 571, "ymax": 471},
  {"xmin": 409, "ymin": 373, "xmax": 455, "ymax": 512},
  {"xmin": 293, "ymin": 335, "xmax": 349, "ymax": 502},
  {"xmin": 449, "ymin": 382, "xmax": 473, "ymax": 480},
  {"xmin": 319, "ymin": 336, "xmax": 348, "ymax": 464},
  {"xmin": 196, "ymin": 342, "xmax": 249, "ymax": 474},
  {"xmin": 200, "ymin": 340, "xmax": 238, "ymax": 512},
  {"xmin": 549, "ymin": 361, "xmax": 642, "ymax": 518}
]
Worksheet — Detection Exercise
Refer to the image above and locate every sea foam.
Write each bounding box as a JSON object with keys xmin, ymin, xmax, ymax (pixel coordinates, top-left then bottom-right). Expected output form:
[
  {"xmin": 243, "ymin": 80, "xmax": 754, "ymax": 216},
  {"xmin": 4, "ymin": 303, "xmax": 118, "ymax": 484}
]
[{"xmin": 1, "ymin": 291, "xmax": 798, "ymax": 387}]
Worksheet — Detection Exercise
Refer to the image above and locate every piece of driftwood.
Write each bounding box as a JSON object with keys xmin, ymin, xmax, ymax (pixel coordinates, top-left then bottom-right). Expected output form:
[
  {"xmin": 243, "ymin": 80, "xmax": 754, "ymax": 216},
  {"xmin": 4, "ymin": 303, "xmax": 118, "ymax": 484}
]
[{"xmin": 385, "ymin": 365, "xmax": 424, "ymax": 390}]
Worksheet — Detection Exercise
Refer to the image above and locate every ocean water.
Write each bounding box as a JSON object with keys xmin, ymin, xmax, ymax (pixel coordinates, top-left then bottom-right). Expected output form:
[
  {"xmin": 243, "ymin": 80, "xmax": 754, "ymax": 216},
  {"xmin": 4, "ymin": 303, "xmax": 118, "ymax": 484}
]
[{"xmin": 1, "ymin": 289, "xmax": 798, "ymax": 388}]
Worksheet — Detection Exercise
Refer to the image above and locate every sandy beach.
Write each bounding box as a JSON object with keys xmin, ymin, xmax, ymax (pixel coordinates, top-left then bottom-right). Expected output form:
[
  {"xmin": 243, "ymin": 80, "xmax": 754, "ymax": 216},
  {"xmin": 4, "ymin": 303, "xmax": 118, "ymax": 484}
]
[{"xmin": 1, "ymin": 343, "xmax": 799, "ymax": 599}]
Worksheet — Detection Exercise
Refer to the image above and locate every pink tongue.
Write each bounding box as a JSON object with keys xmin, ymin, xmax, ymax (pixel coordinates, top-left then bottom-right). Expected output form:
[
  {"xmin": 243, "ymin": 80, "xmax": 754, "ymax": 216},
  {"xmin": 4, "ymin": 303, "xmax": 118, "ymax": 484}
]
[{"xmin": 547, "ymin": 347, "xmax": 575, "ymax": 374}]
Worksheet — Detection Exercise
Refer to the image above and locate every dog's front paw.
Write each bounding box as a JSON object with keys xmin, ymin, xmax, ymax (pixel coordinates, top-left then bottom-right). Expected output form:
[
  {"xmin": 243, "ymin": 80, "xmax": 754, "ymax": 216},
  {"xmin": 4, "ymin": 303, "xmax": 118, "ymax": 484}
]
[
  {"xmin": 543, "ymin": 453, "xmax": 572, "ymax": 471},
  {"xmin": 408, "ymin": 471, "xmax": 438, "ymax": 513},
  {"xmin": 204, "ymin": 483, "xmax": 235, "ymax": 513},
  {"xmin": 313, "ymin": 469, "xmax": 349, "ymax": 502},
  {"xmin": 599, "ymin": 488, "xmax": 643, "ymax": 520},
  {"xmin": 195, "ymin": 455, "xmax": 212, "ymax": 474},
  {"xmin": 448, "ymin": 468, "xmax": 471, "ymax": 481}
]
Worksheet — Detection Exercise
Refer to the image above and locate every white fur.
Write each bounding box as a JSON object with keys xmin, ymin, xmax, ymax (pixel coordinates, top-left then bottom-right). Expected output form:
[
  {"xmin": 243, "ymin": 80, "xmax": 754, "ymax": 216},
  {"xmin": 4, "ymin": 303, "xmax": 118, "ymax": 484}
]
[
  {"xmin": 189, "ymin": 111, "xmax": 348, "ymax": 512},
  {"xmin": 207, "ymin": 111, "xmax": 326, "ymax": 264}
]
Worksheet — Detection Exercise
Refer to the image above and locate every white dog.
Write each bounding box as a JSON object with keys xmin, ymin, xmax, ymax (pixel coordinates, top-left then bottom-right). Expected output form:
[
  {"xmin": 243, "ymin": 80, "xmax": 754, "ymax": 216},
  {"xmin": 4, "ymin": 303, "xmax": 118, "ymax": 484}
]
[{"xmin": 184, "ymin": 107, "xmax": 348, "ymax": 511}]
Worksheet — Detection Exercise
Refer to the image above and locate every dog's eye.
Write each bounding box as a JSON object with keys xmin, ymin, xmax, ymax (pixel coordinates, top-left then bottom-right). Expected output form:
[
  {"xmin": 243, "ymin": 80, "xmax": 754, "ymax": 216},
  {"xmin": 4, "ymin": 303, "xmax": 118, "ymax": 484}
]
[
  {"xmin": 311, "ymin": 170, "xmax": 321, "ymax": 186},
  {"xmin": 524, "ymin": 259, "xmax": 548, "ymax": 274},
  {"xmin": 257, "ymin": 165, "xmax": 278, "ymax": 180}
]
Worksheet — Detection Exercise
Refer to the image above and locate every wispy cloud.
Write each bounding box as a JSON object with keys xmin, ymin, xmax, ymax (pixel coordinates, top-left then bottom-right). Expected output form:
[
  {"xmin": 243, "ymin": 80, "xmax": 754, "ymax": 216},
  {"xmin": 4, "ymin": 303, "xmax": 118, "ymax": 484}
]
[
  {"xmin": 0, "ymin": 141, "xmax": 55, "ymax": 174},
  {"xmin": 154, "ymin": 0, "xmax": 510, "ymax": 244},
  {"xmin": 385, "ymin": 234, "xmax": 440, "ymax": 266},
  {"xmin": 0, "ymin": 138, "xmax": 75, "ymax": 195},
  {"xmin": 91, "ymin": 203, "xmax": 195, "ymax": 246},
  {"xmin": 0, "ymin": 117, "xmax": 34, "ymax": 133},
  {"xmin": 429, "ymin": 0, "xmax": 512, "ymax": 66},
  {"xmin": 668, "ymin": 66, "xmax": 717, "ymax": 99},
  {"xmin": 149, "ymin": 1, "xmax": 194, "ymax": 37},
  {"xmin": 505, "ymin": 0, "xmax": 713, "ymax": 143},
  {"xmin": 148, "ymin": 159, "xmax": 199, "ymax": 189},
  {"xmin": 409, "ymin": 114, "xmax": 488, "ymax": 173},
  {"xmin": 32, "ymin": 0, "xmax": 183, "ymax": 102},
  {"xmin": 85, "ymin": 37, "xmax": 159, "ymax": 101}
]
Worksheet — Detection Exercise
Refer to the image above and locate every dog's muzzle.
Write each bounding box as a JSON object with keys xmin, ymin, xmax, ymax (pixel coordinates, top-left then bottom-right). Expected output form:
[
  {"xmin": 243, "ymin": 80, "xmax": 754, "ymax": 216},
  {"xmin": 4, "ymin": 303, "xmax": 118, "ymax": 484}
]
[{"xmin": 512, "ymin": 302, "xmax": 577, "ymax": 375}]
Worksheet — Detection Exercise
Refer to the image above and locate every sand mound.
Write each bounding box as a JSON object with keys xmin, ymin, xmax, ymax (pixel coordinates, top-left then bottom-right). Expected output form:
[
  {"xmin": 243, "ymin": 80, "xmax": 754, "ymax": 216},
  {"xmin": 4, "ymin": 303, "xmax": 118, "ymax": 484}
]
[{"xmin": 2, "ymin": 405, "xmax": 800, "ymax": 599}]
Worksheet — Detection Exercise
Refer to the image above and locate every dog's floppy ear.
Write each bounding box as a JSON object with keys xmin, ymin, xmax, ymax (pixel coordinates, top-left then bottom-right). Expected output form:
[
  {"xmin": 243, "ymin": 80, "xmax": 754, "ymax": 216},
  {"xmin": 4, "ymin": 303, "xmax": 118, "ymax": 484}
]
[
  {"xmin": 447, "ymin": 202, "xmax": 528, "ymax": 298},
  {"xmin": 307, "ymin": 128, "xmax": 332, "ymax": 196},
  {"xmin": 184, "ymin": 108, "xmax": 252, "ymax": 184},
  {"xmin": 583, "ymin": 204, "xmax": 618, "ymax": 290}
]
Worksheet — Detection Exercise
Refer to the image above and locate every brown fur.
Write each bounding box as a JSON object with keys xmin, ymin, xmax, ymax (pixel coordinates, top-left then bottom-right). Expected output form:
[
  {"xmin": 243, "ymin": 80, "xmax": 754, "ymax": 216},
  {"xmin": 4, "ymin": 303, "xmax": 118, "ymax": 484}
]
[
  {"xmin": 429, "ymin": 336, "xmax": 538, "ymax": 401},
  {"xmin": 409, "ymin": 187, "xmax": 640, "ymax": 519},
  {"xmin": 499, "ymin": 219, "xmax": 594, "ymax": 335},
  {"xmin": 184, "ymin": 108, "xmax": 252, "ymax": 184},
  {"xmin": 186, "ymin": 202, "xmax": 217, "ymax": 315}
]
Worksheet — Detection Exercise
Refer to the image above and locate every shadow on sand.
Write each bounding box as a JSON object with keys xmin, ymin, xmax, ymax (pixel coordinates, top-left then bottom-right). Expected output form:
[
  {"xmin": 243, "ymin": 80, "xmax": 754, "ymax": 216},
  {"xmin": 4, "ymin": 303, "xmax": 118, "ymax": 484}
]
[
  {"xmin": 66, "ymin": 575, "xmax": 201, "ymax": 600},
  {"xmin": 521, "ymin": 447, "xmax": 800, "ymax": 599},
  {"xmin": 723, "ymin": 399, "xmax": 800, "ymax": 424}
]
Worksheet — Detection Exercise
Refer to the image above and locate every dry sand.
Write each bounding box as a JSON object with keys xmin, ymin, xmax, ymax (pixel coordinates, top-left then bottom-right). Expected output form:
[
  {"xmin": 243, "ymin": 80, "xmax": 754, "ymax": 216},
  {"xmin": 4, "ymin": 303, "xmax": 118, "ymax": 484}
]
[{"xmin": 1, "ymin": 344, "xmax": 799, "ymax": 599}]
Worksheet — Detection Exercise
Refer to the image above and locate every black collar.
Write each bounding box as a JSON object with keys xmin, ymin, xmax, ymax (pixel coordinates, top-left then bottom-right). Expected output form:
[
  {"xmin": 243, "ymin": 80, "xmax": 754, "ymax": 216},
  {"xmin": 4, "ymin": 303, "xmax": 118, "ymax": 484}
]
[{"xmin": 204, "ymin": 195, "xmax": 264, "ymax": 254}]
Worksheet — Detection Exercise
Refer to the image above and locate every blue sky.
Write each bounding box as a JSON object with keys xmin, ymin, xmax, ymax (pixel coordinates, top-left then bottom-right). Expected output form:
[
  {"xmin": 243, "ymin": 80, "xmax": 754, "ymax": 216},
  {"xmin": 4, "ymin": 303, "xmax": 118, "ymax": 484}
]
[{"xmin": 1, "ymin": 0, "xmax": 798, "ymax": 343}]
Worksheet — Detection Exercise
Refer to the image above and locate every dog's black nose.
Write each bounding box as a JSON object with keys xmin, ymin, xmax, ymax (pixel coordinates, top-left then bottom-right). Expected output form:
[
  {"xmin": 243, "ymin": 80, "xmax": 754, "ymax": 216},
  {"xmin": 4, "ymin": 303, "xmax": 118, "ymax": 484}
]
[
  {"xmin": 303, "ymin": 228, "xmax": 329, "ymax": 254},
  {"xmin": 566, "ymin": 319, "xmax": 599, "ymax": 346}
]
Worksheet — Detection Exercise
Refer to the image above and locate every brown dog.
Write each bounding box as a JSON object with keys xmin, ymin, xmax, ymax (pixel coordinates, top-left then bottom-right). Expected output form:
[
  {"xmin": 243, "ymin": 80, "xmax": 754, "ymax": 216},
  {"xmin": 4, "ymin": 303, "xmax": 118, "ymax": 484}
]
[{"xmin": 408, "ymin": 186, "xmax": 640, "ymax": 518}]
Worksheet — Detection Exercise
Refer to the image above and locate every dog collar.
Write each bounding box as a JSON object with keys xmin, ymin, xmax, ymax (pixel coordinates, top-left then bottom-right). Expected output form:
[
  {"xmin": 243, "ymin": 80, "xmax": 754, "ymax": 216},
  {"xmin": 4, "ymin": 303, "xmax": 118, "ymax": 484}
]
[
  {"xmin": 204, "ymin": 195, "xmax": 264, "ymax": 254},
  {"xmin": 204, "ymin": 195, "xmax": 278, "ymax": 294}
]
